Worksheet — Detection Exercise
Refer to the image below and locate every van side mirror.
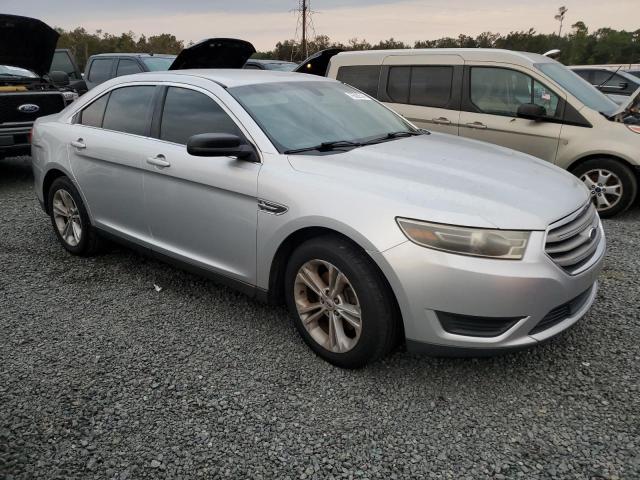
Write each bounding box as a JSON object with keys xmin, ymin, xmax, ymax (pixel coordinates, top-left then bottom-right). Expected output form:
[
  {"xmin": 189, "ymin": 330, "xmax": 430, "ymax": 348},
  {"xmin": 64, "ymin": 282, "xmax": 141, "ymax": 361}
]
[
  {"xmin": 517, "ymin": 103, "xmax": 547, "ymax": 121},
  {"xmin": 187, "ymin": 133, "xmax": 256, "ymax": 160},
  {"xmin": 49, "ymin": 70, "xmax": 70, "ymax": 86}
]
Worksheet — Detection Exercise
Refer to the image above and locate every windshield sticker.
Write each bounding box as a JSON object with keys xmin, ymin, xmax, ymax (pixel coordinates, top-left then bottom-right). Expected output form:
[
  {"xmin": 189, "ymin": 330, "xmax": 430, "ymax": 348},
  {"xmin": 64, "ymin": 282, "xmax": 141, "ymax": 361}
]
[{"xmin": 345, "ymin": 92, "xmax": 371, "ymax": 100}]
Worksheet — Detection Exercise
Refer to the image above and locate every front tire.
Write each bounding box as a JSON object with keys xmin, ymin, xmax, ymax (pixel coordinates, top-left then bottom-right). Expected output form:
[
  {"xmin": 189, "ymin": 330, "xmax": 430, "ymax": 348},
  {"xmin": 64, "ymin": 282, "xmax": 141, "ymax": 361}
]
[
  {"xmin": 572, "ymin": 158, "xmax": 637, "ymax": 218},
  {"xmin": 284, "ymin": 235, "xmax": 400, "ymax": 368},
  {"xmin": 48, "ymin": 176, "xmax": 101, "ymax": 256}
]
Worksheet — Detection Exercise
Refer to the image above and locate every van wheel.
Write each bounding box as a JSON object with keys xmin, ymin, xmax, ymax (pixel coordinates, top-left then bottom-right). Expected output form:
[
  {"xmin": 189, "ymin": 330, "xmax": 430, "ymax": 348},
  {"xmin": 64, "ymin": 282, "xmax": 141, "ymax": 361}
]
[
  {"xmin": 572, "ymin": 158, "xmax": 637, "ymax": 218},
  {"xmin": 48, "ymin": 176, "xmax": 102, "ymax": 256},
  {"xmin": 284, "ymin": 235, "xmax": 400, "ymax": 368}
]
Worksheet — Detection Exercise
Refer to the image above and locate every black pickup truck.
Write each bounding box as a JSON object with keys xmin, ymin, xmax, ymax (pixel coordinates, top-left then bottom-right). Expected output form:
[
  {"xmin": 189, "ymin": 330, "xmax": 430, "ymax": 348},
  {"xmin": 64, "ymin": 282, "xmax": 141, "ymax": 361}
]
[{"xmin": 0, "ymin": 14, "xmax": 77, "ymax": 159}]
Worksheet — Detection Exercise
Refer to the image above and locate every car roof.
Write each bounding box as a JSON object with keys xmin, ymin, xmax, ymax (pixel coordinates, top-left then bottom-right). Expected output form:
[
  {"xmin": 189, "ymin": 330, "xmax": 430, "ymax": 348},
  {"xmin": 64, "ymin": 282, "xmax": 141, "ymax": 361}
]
[
  {"xmin": 334, "ymin": 48, "xmax": 551, "ymax": 65},
  {"xmin": 90, "ymin": 53, "xmax": 176, "ymax": 59},
  {"xmin": 114, "ymin": 69, "xmax": 336, "ymax": 88}
]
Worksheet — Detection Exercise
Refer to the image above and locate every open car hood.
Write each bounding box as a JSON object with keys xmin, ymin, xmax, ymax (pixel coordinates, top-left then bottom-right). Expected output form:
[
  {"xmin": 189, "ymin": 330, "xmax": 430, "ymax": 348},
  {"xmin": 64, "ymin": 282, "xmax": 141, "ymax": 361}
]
[
  {"xmin": 610, "ymin": 86, "xmax": 640, "ymax": 118},
  {"xmin": 0, "ymin": 14, "xmax": 59, "ymax": 77},
  {"xmin": 294, "ymin": 48, "xmax": 343, "ymax": 76},
  {"xmin": 169, "ymin": 38, "xmax": 256, "ymax": 70}
]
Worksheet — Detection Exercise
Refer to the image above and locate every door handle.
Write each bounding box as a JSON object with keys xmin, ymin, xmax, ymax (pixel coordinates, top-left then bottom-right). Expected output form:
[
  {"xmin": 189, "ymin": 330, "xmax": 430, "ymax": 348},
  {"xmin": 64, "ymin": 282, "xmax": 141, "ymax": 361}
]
[
  {"xmin": 70, "ymin": 139, "xmax": 86, "ymax": 149},
  {"xmin": 431, "ymin": 117, "xmax": 451, "ymax": 125},
  {"xmin": 146, "ymin": 154, "xmax": 170, "ymax": 168},
  {"xmin": 465, "ymin": 121, "xmax": 487, "ymax": 130}
]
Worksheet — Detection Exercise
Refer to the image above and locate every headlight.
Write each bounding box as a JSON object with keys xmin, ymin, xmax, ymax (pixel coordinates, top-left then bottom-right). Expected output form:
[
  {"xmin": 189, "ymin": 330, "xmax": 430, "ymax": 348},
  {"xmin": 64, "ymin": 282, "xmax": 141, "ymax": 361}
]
[
  {"xmin": 396, "ymin": 218, "xmax": 530, "ymax": 259},
  {"xmin": 626, "ymin": 124, "xmax": 640, "ymax": 134}
]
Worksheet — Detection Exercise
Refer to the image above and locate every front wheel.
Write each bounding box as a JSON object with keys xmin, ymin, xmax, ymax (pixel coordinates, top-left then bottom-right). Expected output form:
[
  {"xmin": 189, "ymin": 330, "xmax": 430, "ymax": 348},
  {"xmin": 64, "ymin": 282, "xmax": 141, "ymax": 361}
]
[
  {"xmin": 572, "ymin": 158, "xmax": 638, "ymax": 218},
  {"xmin": 284, "ymin": 235, "xmax": 400, "ymax": 368}
]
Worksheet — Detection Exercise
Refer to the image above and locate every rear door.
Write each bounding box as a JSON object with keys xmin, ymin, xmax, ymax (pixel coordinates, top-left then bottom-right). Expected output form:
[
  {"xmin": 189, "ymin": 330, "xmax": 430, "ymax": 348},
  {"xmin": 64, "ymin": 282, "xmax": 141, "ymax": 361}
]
[
  {"xmin": 142, "ymin": 84, "xmax": 260, "ymax": 285},
  {"xmin": 379, "ymin": 54, "xmax": 463, "ymax": 135},
  {"xmin": 68, "ymin": 84, "xmax": 158, "ymax": 244},
  {"xmin": 459, "ymin": 65, "xmax": 563, "ymax": 162}
]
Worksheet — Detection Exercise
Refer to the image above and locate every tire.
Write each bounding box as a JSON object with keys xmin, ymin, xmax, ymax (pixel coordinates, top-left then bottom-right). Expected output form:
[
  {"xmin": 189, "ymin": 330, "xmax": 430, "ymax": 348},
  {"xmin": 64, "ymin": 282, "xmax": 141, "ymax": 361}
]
[
  {"xmin": 284, "ymin": 235, "xmax": 400, "ymax": 368},
  {"xmin": 48, "ymin": 176, "xmax": 102, "ymax": 256},
  {"xmin": 571, "ymin": 158, "xmax": 637, "ymax": 218}
]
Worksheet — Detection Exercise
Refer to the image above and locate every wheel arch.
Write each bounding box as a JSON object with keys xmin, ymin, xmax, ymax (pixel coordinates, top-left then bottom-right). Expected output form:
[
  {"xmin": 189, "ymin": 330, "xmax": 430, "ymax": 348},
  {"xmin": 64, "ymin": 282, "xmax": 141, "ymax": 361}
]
[
  {"xmin": 567, "ymin": 153, "xmax": 638, "ymax": 175},
  {"xmin": 42, "ymin": 168, "xmax": 68, "ymax": 214}
]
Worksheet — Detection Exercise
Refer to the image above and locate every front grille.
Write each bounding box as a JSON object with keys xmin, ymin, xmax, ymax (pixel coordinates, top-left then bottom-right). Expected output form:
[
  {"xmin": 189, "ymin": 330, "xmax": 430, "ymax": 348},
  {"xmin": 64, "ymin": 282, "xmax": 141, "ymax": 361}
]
[
  {"xmin": 529, "ymin": 286, "xmax": 593, "ymax": 335},
  {"xmin": 0, "ymin": 92, "xmax": 65, "ymax": 125},
  {"xmin": 545, "ymin": 203, "xmax": 601, "ymax": 274}
]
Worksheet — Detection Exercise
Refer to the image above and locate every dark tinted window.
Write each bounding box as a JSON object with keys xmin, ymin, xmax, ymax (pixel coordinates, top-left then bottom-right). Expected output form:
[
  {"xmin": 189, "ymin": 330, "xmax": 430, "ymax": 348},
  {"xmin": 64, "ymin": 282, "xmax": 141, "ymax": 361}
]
[
  {"xmin": 336, "ymin": 65, "xmax": 381, "ymax": 97},
  {"xmin": 51, "ymin": 51, "xmax": 78, "ymax": 79},
  {"xmin": 572, "ymin": 69, "xmax": 592, "ymax": 83},
  {"xmin": 102, "ymin": 86, "xmax": 155, "ymax": 135},
  {"xmin": 160, "ymin": 87, "xmax": 241, "ymax": 145},
  {"xmin": 116, "ymin": 59, "xmax": 143, "ymax": 76},
  {"xmin": 80, "ymin": 94, "xmax": 109, "ymax": 127},
  {"xmin": 410, "ymin": 66, "xmax": 453, "ymax": 108},
  {"xmin": 88, "ymin": 58, "xmax": 114, "ymax": 83},
  {"xmin": 387, "ymin": 66, "xmax": 410, "ymax": 103}
]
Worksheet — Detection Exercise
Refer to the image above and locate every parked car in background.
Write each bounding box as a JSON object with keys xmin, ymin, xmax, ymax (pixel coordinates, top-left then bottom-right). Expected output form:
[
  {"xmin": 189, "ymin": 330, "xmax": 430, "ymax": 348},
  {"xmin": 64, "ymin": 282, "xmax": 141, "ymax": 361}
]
[
  {"xmin": 626, "ymin": 69, "xmax": 640, "ymax": 79},
  {"xmin": 84, "ymin": 53, "xmax": 176, "ymax": 90},
  {"xmin": 31, "ymin": 70, "xmax": 604, "ymax": 367},
  {"xmin": 50, "ymin": 49, "xmax": 87, "ymax": 94},
  {"xmin": 0, "ymin": 14, "xmax": 78, "ymax": 159},
  {"xmin": 309, "ymin": 48, "xmax": 640, "ymax": 217},
  {"xmin": 570, "ymin": 66, "xmax": 640, "ymax": 104},
  {"xmin": 243, "ymin": 59, "xmax": 298, "ymax": 71}
]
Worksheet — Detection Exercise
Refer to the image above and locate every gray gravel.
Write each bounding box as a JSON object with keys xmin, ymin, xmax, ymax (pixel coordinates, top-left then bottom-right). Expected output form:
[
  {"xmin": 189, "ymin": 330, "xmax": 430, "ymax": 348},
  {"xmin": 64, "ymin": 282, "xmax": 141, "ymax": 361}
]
[{"xmin": 1, "ymin": 155, "xmax": 639, "ymax": 480}]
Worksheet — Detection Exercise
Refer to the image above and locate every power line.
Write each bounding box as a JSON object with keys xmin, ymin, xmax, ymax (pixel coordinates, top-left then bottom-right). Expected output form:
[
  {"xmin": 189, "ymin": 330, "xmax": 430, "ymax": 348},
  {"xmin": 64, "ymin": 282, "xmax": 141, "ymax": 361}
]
[{"xmin": 292, "ymin": 0, "xmax": 315, "ymax": 60}]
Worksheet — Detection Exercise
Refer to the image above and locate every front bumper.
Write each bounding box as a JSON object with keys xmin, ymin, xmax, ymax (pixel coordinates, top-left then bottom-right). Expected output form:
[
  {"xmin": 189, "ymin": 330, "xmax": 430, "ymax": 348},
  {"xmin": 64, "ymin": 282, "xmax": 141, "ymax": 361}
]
[
  {"xmin": 0, "ymin": 124, "xmax": 31, "ymax": 157},
  {"xmin": 371, "ymin": 226, "xmax": 605, "ymax": 355}
]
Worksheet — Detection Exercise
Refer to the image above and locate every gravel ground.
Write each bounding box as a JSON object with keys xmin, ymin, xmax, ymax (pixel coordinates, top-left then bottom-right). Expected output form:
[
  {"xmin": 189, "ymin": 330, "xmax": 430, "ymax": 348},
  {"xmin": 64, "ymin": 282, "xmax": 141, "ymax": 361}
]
[{"xmin": 1, "ymin": 156, "xmax": 639, "ymax": 480}]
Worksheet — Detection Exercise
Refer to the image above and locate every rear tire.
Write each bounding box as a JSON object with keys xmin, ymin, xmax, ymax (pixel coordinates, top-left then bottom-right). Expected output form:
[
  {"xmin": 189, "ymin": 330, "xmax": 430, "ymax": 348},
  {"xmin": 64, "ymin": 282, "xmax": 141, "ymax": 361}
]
[
  {"xmin": 48, "ymin": 176, "xmax": 102, "ymax": 256},
  {"xmin": 572, "ymin": 158, "xmax": 637, "ymax": 218},
  {"xmin": 284, "ymin": 235, "xmax": 400, "ymax": 368}
]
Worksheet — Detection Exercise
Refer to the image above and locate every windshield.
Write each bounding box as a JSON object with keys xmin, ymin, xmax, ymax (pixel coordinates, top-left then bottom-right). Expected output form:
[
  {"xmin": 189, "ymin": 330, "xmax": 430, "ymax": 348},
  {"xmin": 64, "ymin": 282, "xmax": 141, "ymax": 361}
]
[
  {"xmin": 0, "ymin": 64, "xmax": 38, "ymax": 78},
  {"xmin": 264, "ymin": 62, "xmax": 298, "ymax": 72},
  {"xmin": 535, "ymin": 62, "xmax": 618, "ymax": 115},
  {"xmin": 141, "ymin": 57, "xmax": 176, "ymax": 71},
  {"xmin": 229, "ymin": 81, "xmax": 415, "ymax": 153}
]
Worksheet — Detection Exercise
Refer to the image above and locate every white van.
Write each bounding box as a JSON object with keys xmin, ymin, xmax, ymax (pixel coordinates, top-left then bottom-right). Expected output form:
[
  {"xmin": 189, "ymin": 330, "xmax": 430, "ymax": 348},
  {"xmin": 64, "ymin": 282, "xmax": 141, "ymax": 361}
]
[{"xmin": 323, "ymin": 49, "xmax": 640, "ymax": 217}]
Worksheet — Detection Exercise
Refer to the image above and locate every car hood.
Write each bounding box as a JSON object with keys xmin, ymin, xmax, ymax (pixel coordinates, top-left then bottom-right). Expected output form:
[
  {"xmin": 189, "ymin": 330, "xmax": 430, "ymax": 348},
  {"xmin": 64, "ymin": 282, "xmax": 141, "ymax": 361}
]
[
  {"xmin": 288, "ymin": 133, "xmax": 589, "ymax": 230},
  {"xmin": 0, "ymin": 14, "xmax": 59, "ymax": 76},
  {"xmin": 611, "ymin": 86, "xmax": 640, "ymax": 118},
  {"xmin": 169, "ymin": 38, "xmax": 256, "ymax": 70}
]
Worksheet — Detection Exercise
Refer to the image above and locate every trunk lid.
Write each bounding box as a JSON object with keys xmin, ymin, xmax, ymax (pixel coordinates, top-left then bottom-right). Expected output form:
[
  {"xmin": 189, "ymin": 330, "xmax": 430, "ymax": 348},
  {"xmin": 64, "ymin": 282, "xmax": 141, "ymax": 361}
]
[{"xmin": 169, "ymin": 38, "xmax": 256, "ymax": 70}]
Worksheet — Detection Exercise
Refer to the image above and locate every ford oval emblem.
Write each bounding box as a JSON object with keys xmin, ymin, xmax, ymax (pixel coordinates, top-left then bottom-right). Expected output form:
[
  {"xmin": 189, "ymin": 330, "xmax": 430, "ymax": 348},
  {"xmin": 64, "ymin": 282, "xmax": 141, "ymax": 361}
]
[{"xmin": 17, "ymin": 103, "xmax": 40, "ymax": 113}]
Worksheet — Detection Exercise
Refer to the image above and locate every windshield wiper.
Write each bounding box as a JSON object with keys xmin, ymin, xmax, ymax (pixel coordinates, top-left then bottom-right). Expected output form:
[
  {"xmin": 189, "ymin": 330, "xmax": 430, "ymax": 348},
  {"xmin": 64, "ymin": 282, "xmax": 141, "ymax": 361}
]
[
  {"xmin": 284, "ymin": 140, "xmax": 363, "ymax": 154},
  {"xmin": 362, "ymin": 130, "xmax": 427, "ymax": 145}
]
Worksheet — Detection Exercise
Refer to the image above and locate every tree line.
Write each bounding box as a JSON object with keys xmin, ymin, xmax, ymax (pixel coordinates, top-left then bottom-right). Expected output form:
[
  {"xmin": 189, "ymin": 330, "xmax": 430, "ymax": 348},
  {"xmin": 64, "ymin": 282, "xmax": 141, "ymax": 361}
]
[{"xmin": 57, "ymin": 22, "xmax": 639, "ymax": 70}]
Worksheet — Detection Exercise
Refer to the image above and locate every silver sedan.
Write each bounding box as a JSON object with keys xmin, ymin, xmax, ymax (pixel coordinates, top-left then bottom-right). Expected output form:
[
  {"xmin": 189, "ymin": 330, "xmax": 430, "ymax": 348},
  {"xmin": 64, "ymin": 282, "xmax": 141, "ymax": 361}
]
[{"xmin": 31, "ymin": 70, "xmax": 605, "ymax": 367}]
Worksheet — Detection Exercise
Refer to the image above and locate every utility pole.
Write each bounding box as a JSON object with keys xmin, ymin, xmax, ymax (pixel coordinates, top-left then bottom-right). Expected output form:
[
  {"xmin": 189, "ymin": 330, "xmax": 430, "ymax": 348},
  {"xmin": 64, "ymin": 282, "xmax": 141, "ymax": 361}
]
[
  {"xmin": 302, "ymin": 0, "xmax": 307, "ymax": 59},
  {"xmin": 554, "ymin": 6, "xmax": 568, "ymax": 37}
]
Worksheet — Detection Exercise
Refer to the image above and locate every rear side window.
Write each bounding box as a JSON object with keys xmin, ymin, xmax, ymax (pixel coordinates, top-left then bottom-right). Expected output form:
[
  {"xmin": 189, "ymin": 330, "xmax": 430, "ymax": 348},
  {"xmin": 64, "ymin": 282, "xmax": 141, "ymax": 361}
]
[
  {"xmin": 160, "ymin": 87, "xmax": 242, "ymax": 145},
  {"xmin": 88, "ymin": 58, "xmax": 114, "ymax": 83},
  {"xmin": 386, "ymin": 66, "xmax": 453, "ymax": 108},
  {"xmin": 80, "ymin": 94, "xmax": 109, "ymax": 127},
  {"xmin": 336, "ymin": 65, "xmax": 381, "ymax": 98},
  {"xmin": 102, "ymin": 86, "xmax": 155, "ymax": 136},
  {"xmin": 51, "ymin": 51, "xmax": 79, "ymax": 80},
  {"xmin": 572, "ymin": 69, "xmax": 592, "ymax": 83},
  {"xmin": 116, "ymin": 59, "xmax": 143, "ymax": 77}
]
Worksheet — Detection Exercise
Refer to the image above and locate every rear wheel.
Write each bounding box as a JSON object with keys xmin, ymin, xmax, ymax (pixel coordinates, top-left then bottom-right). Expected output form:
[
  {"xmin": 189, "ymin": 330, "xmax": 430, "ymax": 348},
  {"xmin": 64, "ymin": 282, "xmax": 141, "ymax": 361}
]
[
  {"xmin": 48, "ymin": 176, "xmax": 102, "ymax": 255},
  {"xmin": 572, "ymin": 158, "xmax": 637, "ymax": 218},
  {"xmin": 284, "ymin": 235, "xmax": 400, "ymax": 368}
]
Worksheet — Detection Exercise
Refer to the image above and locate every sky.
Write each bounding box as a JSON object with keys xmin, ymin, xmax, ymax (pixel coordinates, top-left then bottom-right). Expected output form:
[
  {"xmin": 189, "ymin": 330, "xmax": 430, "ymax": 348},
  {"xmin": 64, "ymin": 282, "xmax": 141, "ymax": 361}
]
[{"xmin": 3, "ymin": 0, "xmax": 638, "ymax": 50}]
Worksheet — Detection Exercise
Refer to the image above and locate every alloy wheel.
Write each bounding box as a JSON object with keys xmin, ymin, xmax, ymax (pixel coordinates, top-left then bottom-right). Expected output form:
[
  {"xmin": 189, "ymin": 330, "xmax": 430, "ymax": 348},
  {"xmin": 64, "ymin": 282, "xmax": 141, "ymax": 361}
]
[
  {"xmin": 52, "ymin": 189, "xmax": 82, "ymax": 247},
  {"xmin": 580, "ymin": 168, "xmax": 623, "ymax": 212},
  {"xmin": 293, "ymin": 259, "xmax": 362, "ymax": 353}
]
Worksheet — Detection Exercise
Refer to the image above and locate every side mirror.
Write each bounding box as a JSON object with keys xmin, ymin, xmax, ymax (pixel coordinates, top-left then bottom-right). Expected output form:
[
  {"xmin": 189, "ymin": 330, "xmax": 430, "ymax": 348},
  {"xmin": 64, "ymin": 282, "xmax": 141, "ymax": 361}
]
[
  {"xmin": 517, "ymin": 103, "xmax": 547, "ymax": 121},
  {"xmin": 187, "ymin": 133, "xmax": 256, "ymax": 160},
  {"xmin": 49, "ymin": 70, "xmax": 70, "ymax": 86}
]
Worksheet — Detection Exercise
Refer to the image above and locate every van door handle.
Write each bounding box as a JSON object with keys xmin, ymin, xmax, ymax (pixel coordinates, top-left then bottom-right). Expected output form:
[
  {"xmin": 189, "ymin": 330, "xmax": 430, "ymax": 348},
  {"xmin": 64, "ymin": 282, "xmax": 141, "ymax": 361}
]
[
  {"xmin": 70, "ymin": 139, "xmax": 86, "ymax": 149},
  {"xmin": 465, "ymin": 121, "xmax": 487, "ymax": 130},
  {"xmin": 146, "ymin": 154, "xmax": 170, "ymax": 168},
  {"xmin": 431, "ymin": 117, "xmax": 451, "ymax": 125}
]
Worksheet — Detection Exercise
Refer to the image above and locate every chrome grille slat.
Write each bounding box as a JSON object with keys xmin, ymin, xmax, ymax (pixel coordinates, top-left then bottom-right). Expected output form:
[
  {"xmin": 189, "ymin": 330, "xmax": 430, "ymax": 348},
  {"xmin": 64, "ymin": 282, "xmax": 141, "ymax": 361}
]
[{"xmin": 545, "ymin": 202, "xmax": 602, "ymax": 274}]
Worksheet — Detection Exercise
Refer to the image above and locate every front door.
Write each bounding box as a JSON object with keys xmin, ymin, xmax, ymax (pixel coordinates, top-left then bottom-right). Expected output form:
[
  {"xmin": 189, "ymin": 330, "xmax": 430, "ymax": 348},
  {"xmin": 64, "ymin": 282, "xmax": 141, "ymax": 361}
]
[
  {"xmin": 142, "ymin": 85, "xmax": 260, "ymax": 285},
  {"xmin": 459, "ymin": 65, "xmax": 563, "ymax": 162}
]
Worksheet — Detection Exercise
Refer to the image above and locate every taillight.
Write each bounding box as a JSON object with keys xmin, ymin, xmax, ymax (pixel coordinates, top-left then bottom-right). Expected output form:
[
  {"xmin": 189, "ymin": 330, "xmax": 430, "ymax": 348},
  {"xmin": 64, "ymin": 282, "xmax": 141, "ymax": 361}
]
[{"xmin": 627, "ymin": 124, "xmax": 640, "ymax": 134}]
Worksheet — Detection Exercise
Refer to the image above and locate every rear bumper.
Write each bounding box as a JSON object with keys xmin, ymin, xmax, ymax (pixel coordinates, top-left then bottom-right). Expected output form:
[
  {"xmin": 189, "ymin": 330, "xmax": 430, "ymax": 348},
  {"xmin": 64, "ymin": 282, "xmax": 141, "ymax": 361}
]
[{"xmin": 0, "ymin": 124, "xmax": 31, "ymax": 157}]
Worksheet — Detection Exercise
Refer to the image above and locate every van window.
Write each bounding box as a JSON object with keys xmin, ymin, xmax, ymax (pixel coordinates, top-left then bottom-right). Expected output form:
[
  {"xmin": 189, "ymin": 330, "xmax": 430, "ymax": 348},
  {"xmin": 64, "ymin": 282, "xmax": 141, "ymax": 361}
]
[
  {"xmin": 102, "ymin": 86, "xmax": 155, "ymax": 136},
  {"xmin": 116, "ymin": 59, "xmax": 143, "ymax": 77},
  {"xmin": 88, "ymin": 58, "xmax": 114, "ymax": 83},
  {"xmin": 470, "ymin": 67, "xmax": 560, "ymax": 118},
  {"xmin": 336, "ymin": 65, "xmax": 381, "ymax": 98},
  {"xmin": 160, "ymin": 87, "xmax": 242, "ymax": 145},
  {"xmin": 387, "ymin": 66, "xmax": 454, "ymax": 108}
]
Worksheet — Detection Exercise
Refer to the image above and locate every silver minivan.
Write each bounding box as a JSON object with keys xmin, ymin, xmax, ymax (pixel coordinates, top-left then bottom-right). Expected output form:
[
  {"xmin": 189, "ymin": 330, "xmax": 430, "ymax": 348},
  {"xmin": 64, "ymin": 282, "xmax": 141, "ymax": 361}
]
[{"xmin": 323, "ymin": 49, "xmax": 640, "ymax": 217}]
